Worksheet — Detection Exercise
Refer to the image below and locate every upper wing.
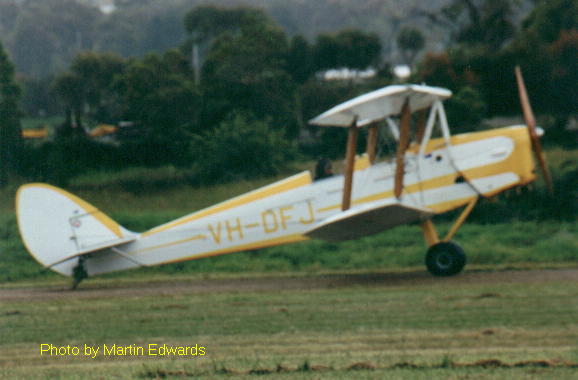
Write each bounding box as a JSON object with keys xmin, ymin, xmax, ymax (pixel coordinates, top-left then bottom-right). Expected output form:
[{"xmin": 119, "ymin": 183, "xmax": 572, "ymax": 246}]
[{"xmin": 305, "ymin": 200, "xmax": 433, "ymax": 242}]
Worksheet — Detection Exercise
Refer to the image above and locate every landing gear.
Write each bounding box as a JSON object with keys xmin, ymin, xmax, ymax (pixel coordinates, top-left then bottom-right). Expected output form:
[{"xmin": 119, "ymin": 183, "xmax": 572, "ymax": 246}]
[
  {"xmin": 71, "ymin": 256, "xmax": 88, "ymax": 290},
  {"xmin": 420, "ymin": 198, "xmax": 477, "ymax": 277},
  {"xmin": 425, "ymin": 241, "xmax": 466, "ymax": 276}
]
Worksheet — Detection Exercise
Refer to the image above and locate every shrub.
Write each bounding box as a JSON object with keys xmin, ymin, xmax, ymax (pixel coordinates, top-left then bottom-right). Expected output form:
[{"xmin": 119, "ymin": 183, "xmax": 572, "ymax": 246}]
[
  {"xmin": 445, "ymin": 86, "xmax": 487, "ymax": 132},
  {"xmin": 191, "ymin": 112, "xmax": 296, "ymax": 184}
]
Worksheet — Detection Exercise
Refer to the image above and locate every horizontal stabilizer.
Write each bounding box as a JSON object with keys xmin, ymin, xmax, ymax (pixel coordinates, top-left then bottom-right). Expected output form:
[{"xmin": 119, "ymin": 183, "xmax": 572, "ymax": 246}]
[
  {"xmin": 305, "ymin": 201, "xmax": 433, "ymax": 242},
  {"xmin": 45, "ymin": 235, "xmax": 137, "ymax": 269}
]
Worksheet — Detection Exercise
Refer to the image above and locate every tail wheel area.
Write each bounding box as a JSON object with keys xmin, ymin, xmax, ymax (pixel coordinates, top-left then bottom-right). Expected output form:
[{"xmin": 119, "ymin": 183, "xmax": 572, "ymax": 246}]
[
  {"xmin": 71, "ymin": 257, "xmax": 88, "ymax": 290},
  {"xmin": 425, "ymin": 241, "xmax": 466, "ymax": 276}
]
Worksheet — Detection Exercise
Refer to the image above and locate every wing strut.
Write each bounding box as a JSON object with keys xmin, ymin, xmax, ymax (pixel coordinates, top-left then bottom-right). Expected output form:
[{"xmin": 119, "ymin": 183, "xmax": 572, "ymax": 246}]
[
  {"xmin": 365, "ymin": 123, "xmax": 379, "ymax": 165},
  {"xmin": 415, "ymin": 108, "xmax": 428, "ymax": 144},
  {"xmin": 394, "ymin": 99, "xmax": 411, "ymax": 199},
  {"xmin": 341, "ymin": 117, "xmax": 358, "ymax": 211}
]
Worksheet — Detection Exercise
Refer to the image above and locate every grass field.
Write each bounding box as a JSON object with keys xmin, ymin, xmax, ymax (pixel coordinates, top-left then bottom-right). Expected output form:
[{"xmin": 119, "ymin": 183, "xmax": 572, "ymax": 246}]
[{"xmin": 1, "ymin": 269, "xmax": 578, "ymax": 379}]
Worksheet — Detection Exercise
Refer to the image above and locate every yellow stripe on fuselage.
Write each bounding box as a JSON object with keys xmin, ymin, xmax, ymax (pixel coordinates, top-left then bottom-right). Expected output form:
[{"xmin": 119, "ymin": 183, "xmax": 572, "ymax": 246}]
[
  {"xmin": 163, "ymin": 234, "xmax": 309, "ymax": 264},
  {"xmin": 142, "ymin": 171, "xmax": 312, "ymax": 237},
  {"xmin": 130, "ymin": 234, "xmax": 206, "ymax": 255}
]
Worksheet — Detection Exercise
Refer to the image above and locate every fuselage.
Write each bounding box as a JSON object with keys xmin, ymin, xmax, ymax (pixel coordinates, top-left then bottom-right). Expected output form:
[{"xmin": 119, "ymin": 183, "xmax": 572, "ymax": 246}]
[{"xmin": 81, "ymin": 125, "xmax": 535, "ymax": 276}]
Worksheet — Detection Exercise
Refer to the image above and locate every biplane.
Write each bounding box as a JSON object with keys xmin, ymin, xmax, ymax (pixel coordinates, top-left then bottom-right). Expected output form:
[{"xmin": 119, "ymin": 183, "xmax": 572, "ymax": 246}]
[{"xmin": 16, "ymin": 67, "xmax": 552, "ymax": 287}]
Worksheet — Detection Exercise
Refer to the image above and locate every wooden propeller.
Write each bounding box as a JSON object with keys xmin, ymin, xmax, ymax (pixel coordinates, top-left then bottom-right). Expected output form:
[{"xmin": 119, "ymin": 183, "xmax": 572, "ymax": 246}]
[{"xmin": 514, "ymin": 66, "xmax": 554, "ymax": 194}]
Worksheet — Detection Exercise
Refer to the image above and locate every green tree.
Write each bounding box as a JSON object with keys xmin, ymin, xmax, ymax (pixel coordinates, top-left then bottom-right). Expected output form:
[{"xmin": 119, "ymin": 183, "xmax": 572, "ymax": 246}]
[
  {"xmin": 458, "ymin": 0, "xmax": 515, "ymax": 49},
  {"xmin": 286, "ymin": 35, "xmax": 314, "ymax": 84},
  {"xmin": 69, "ymin": 52, "xmax": 125, "ymax": 123},
  {"xmin": 191, "ymin": 112, "xmax": 295, "ymax": 184},
  {"xmin": 184, "ymin": 5, "xmax": 265, "ymax": 41},
  {"xmin": 0, "ymin": 40, "xmax": 22, "ymax": 185},
  {"xmin": 419, "ymin": 0, "xmax": 516, "ymax": 49},
  {"xmin": 416, "ymin": 0, "xmax": 578, "ymax": 122},
  {"xmin": 507, "ymin": 0, "xmax": 577, "ymax": 117},
  {"xmin": 417, "ymin": 52, "xmax": 460, "ymax": 90},
  {"xmin": 397, "ymin": 27, "xmax": 425, "ymax": 64},
  {"xmin": 548, "ymin": 30, "xmax": 578, "ymax": 118},
  {"xmin": 445, "ymin": 86, "xmax": 487, "ymax": 131},
  {"xmin": 184, "ymin": 6, "xmax": 269, "ymax": 84},
  {"xmin": 201, "ymin": 13, "xmax": 298, "ymax": 137},
  {"xmin": 52, "ymin": 72, "xmax": 85, "ymax": 134},
  {"xmin": 339, "ymin": 29, "xmax": 382, "ymax": 69},
  {"xmin": 312, "ymin": 34, "xmax": 340, "ymax": 71},
  {"xmin": 19, "ymin": 76, "xmax": 60, "ymax": 117},
  {"xmin": 519, "ymin": 0, "xmax": 578, "ymax": 44},
  {"xmin": 53, "ymin": 52, "xmax": 125, "ymax": 133},
  {"xmin": 118, "ymin": 49, "xmax": 199, "ymax": 166},
  {"xmin": 313, "ymin": 29, "xmax": 382, "ymax": 71}
]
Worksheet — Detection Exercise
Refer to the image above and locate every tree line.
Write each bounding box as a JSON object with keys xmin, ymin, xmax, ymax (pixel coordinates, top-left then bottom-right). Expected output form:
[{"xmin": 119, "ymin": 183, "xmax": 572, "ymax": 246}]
[
  {"xmin": 416, "ymin": 0, "xmax": 577, "ymax": 126},
  {"xmin": 0, "ymin": 0, "xmax": 576, "ymax": 187},
  {"xmin": 0, "ymin": 5, "xmax": 390, "ymax": 185}
]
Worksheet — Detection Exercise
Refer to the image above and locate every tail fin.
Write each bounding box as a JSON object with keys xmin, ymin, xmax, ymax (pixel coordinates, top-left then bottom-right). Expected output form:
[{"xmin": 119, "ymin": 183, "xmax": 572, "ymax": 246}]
[{"xmin": 16, "ymin": 183, "xmax": 136, "ymax": 276}]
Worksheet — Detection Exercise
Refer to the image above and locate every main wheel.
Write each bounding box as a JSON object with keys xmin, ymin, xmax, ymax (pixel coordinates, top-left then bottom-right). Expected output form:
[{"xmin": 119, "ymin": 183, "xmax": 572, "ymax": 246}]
[{"xmin": 425, "ymin": 241, "xmax": 466, "ymax": 276}]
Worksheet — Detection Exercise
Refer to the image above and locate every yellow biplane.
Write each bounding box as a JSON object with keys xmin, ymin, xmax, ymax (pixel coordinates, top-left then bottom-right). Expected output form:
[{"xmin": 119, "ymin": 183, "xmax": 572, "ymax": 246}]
[{"xmin": 16, "ymin": 67, "xmax": 552, "ymax": 287}]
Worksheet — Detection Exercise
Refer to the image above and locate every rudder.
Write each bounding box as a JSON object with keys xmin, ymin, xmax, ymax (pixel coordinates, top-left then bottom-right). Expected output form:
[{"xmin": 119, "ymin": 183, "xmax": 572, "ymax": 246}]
[{"xmin": 16, "ymin": 183, "xmax": 136, "ymax": 276}]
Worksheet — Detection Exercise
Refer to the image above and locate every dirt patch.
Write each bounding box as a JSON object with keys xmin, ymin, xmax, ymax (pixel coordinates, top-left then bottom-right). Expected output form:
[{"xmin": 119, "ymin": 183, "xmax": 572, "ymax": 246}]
[
  {"xmin": 139, "ymin": 359, "xmax": 578, "ymax": 378},
  {"xmin": 1, "ymin": 268, "xmax": 577, "ymax": 302},
  {"xmin": 474, "ymin": 292, "xmax": 502, "ymax": 299},
  {"xmin": 347, "ymin": 361, "xmax": 377, "ymax": 370}
]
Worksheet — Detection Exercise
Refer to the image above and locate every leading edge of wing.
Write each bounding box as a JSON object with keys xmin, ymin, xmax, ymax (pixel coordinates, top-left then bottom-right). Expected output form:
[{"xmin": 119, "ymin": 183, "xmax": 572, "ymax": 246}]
[{"xmin": 305, "ymin": 200, "xmax": 434, "ymax": 242}]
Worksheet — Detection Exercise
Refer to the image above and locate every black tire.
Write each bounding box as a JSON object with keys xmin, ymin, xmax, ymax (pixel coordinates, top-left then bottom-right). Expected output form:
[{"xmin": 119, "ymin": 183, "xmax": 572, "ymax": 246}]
[{"xmin": 425, "ymin": 241, "xmax": 466, "ymax": 276}]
